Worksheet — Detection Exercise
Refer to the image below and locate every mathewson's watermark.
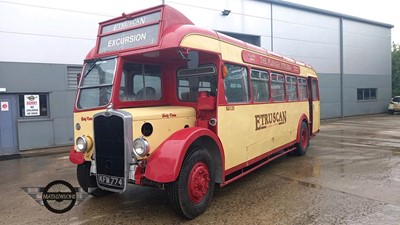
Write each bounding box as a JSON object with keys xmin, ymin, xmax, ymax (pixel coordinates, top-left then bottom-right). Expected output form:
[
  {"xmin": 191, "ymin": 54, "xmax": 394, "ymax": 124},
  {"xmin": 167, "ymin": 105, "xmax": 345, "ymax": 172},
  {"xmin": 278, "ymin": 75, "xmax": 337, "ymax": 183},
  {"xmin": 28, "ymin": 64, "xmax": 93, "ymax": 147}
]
[{"xmin": 22, "ymin": 180, "xmax": 89, "ymax": 214}]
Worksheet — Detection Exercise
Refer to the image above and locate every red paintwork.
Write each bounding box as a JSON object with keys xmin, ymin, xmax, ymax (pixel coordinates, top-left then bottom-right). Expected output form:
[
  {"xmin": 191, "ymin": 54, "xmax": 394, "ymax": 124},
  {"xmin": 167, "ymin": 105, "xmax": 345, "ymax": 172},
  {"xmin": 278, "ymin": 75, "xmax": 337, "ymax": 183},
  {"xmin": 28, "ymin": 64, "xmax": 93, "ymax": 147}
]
[
  {"xmin": 69, "ymin": 146, "xmax": 85, "ymax": 164},
  {"xmin": 145, "ymin": 127, "xmax": 224, "ymax": 183},
  {"xmin": 71, "ymin": 4, "xmax": 319, "ymax": 188},
  {"xmin": 134, "ymin": 164, "xmax": 143, "ymax": 185},
  {"xmin": 95, "ymin": 5, "xmax": 194, "ymax": 57},
  {"xmin": 188, "ymin": 162, "xmax": 210, "ymax": 203},
  {"xmin": 297, "ymin": 113, "xmax": 310, "ymax": 139}
]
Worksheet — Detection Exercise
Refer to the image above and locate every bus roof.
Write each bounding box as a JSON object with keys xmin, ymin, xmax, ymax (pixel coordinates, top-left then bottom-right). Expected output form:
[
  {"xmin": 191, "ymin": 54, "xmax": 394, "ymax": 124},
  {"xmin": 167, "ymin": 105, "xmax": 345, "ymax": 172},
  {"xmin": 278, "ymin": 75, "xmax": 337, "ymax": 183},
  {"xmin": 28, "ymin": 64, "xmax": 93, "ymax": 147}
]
[{"xmin": 87, "ymin": 4, "xmax": 315, "ymax": 74}]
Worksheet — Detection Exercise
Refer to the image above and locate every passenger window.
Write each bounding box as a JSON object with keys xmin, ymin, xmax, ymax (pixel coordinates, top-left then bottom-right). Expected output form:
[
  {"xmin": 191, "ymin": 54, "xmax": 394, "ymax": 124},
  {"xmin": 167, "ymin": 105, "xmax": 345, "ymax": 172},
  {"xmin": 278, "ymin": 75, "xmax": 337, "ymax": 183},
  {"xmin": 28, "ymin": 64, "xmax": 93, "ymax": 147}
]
[
  {"xmin": 251, "ymin": 69, "xmax": 270, "ymax": 102},
  {"xmin": 286, "ymin": 75, "xmax": 298, "ymax": 101},
  {"xmin": 177, "ymin": 65, "xmax": 217, "ymax": 102},
  {"xmin": 224, "ymin": 64, "xmax": 249, "ymax": 103},
  {"xmin": 271, "ymin": 73, "xmax": 285, "ymax": 102},
  {"xmin": 298, "ymin": 78, "xmax": 308, "ymax": 101}
]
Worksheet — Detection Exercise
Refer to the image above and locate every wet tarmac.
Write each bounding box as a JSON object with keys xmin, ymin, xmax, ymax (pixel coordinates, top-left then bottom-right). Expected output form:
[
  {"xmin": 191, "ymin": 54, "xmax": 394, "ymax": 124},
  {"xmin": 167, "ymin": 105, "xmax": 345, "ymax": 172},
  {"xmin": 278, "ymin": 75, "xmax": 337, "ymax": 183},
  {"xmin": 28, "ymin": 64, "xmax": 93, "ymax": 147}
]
[{"xmin": 1, "ymin": 114, "xmax": 400, "ymax": 225}]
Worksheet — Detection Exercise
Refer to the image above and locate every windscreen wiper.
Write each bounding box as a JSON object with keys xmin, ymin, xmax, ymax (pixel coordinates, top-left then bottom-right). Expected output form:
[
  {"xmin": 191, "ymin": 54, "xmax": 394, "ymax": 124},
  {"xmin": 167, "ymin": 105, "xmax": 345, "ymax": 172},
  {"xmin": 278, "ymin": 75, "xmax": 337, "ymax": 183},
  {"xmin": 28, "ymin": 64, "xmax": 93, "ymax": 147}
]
[{"xmin": 83, "ymin": 58, "xmax": 101, "ymax": 78}]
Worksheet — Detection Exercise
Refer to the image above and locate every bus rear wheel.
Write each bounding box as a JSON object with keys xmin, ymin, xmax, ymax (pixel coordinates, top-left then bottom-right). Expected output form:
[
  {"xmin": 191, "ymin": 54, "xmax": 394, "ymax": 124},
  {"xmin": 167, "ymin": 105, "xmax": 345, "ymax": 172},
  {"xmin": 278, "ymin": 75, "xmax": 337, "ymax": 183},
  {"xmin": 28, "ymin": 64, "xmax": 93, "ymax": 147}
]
[
  {"xmin": 167, "ymin": 147, "xmax": 215, "ymax": 219},
  {"xmin": 77, "ymin": 162, "xmax": 111, "ymax": 197},
  {"xmin": 293, "ymin": 122, "xmax": 310, "ymax": 156}
]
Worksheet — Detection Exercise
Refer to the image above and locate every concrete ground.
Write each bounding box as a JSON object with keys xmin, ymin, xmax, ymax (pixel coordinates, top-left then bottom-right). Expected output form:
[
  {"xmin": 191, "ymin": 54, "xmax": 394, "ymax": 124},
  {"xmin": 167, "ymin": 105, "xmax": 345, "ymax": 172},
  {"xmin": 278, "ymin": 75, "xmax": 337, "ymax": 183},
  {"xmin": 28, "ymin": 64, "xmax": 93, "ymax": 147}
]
[{"xmin": 1, "ymin": 114, "xmax": 400, "ymax": 225}]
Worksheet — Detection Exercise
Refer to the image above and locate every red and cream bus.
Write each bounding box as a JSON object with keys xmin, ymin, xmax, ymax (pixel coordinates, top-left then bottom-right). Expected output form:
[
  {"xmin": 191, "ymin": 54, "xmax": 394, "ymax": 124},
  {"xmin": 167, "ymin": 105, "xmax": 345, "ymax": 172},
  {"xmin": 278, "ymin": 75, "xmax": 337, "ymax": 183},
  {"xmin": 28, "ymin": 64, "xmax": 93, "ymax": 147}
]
[{"xmin": 69, "ymin": 5, "xmax": 320, "ymax": 219}]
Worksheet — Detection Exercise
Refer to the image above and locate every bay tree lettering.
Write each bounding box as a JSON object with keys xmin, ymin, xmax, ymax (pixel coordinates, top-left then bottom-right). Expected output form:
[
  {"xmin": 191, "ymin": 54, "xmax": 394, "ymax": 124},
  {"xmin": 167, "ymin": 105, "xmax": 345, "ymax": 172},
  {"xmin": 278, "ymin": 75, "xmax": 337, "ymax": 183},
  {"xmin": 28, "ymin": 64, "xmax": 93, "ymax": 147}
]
[
  {"xmin": 242, "ymin": 50, "xmax": 300, "ymax": 74},
  {"xmin": 255, "ymin": 111, "xmax": 287, "ymax": 130}
]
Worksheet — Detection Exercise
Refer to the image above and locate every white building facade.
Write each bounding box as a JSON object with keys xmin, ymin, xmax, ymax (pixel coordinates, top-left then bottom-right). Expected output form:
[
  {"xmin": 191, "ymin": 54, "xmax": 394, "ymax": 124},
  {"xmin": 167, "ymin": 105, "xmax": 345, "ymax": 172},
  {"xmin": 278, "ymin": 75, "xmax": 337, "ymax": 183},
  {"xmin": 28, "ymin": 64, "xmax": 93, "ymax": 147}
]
[{"xmin": 0, "ymin": 0, "xmax": 393, "ymax": 155}]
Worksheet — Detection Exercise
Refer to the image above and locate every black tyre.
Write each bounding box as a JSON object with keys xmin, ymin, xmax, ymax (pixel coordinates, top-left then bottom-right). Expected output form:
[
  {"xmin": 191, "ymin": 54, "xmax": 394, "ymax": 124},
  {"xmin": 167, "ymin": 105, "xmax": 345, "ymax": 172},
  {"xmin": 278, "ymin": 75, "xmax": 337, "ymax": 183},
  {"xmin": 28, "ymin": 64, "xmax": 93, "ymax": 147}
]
[
  {"xmin": 293, "ymin": 122, "xmax": 310, "ymax": 156},
  {"xmin": 167, "ymin": 147, "xmax": 215, "ymax": 219},
  {"xmin": 77, "ymin": 162, "xmax": 112, "ymax": 197},
  {"xmin": 389, "ymin": 110, "xmax": 395, "ymax": 115}
]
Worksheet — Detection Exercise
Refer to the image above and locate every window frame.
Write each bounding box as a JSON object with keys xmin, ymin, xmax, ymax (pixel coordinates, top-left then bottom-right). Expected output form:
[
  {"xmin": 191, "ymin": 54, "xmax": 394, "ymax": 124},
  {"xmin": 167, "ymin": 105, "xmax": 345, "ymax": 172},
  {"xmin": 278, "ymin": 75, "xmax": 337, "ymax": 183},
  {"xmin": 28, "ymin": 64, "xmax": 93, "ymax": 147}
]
[
  {"xmin": 297, "ymin": 77, "xmax": 309, "ymax": 101},
  {"xmin": 223, "ymin": 63, "xmax": 250, "ymax": 104},
  {"xmin": 270, "ymin": 72, "xmax": 285, "ymax": 102},
  {"xmin": 176, "ymin": 64, "xmax": 217, "ymax": 102},
  {"xmin": 118, "ymin": 63, "xmax": 163, "ymax": 102},
  {"xmin": 285, "ymin": 75, "xmax": 298, "ymax": 102},
  {"xmin": 250, "ymin": 69, "xmax": 270, "ymax": 103},
  {"xmin": 357, "ymin": 88, "xmax": 377, "ymax": 101}
]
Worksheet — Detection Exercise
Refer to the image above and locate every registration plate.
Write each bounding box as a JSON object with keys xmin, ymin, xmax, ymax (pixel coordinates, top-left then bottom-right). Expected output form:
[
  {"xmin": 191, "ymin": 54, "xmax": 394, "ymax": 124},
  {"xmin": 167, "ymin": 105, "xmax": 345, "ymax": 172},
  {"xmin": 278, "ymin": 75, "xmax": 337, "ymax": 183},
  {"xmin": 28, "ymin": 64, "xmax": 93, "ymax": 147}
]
[{"xmin": 97, "ymin": 174, "xmax": 124, "ymax": 188}]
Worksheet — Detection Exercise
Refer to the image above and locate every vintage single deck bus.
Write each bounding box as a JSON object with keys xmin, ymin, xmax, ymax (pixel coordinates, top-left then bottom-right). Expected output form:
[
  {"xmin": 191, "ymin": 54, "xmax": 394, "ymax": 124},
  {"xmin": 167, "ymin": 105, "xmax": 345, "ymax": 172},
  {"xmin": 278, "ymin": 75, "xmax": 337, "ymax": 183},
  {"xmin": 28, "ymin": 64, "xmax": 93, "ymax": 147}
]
[{"xmin": 69, "ymin": 5, "xmax": 320, "ymax": 219}]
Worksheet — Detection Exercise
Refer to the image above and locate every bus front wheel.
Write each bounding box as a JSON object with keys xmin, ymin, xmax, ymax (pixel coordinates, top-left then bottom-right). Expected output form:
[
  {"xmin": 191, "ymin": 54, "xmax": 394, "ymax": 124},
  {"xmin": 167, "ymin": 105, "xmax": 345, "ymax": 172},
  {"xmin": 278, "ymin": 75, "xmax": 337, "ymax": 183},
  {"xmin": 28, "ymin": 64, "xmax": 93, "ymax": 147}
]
[
  {"xmin": 167, "ymin": 147, "xmax": 215, "ymax": 219},
  {"xmin": 77, "ymin": 162, "xmax": 111, "ymax": 197},
  {"xmin": 293, "ymin": 122, "xmax": 310, "ymax": 156}
]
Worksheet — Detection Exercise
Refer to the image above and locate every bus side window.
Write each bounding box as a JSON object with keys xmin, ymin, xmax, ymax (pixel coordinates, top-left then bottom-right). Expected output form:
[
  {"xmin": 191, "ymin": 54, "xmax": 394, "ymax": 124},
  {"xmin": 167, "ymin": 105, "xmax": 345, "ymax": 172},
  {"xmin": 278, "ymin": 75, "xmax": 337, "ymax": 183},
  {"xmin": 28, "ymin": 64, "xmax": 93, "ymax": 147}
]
[
  {"xmin": 224, "ymin": 64, "xmax": 249, "ymax": 103},
  {"xmin": 312, "ymin": 79, "xmax": 319, "ymax": 100},
  {"xmin": 177, "ymin": 65, "xmax": 217, "ymax": 102},
  {"xmin": 271, "ymin": 73, "xmax": 285, "ymax": 102},
  {"xmin": 251, "ymin": 69, "xmax": 270, "ymax": 102},
  {"xmin": 286, "ymin": 75, "xmax": 298, "ymax": 101},
  {"xmin": 298, "ymin": 77, "xmax": 308, "ymax": 101}
]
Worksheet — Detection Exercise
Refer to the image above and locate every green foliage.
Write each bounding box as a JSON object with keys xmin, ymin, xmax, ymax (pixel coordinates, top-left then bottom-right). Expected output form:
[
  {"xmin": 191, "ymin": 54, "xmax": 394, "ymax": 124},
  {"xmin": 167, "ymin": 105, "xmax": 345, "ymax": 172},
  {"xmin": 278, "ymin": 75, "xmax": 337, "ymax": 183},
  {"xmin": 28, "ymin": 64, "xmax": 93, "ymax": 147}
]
[{"xmin": 392, "ymin": 42, "xmax": 400, "ymax": 96}]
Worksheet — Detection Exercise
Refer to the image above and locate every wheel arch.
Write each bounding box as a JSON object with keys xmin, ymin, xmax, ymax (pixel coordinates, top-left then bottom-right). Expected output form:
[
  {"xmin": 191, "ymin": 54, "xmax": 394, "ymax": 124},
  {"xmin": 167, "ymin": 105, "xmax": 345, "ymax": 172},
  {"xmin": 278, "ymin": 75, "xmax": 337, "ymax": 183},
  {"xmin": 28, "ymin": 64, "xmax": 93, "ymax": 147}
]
[
  {"xmin": 145, "ymin": 127, "xmax": 224, "ymax": 184},
  {"xmin": 190, "ymin": 135, "xmax": 223, "ymax": 184},
  {"xmin": 296, "ymin": 114, "xmax": 310, "ymax": 142}
]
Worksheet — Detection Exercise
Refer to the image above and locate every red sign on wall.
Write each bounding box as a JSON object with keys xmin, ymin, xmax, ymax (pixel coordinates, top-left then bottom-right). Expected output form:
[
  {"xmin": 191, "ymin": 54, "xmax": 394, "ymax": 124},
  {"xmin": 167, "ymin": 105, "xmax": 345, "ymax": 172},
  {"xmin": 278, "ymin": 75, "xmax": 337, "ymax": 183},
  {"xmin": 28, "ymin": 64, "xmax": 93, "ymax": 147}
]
[
  {"xmin": 1, "ymin": 101, "xmax": 9, "ymax": 111},
  {"xmin": 242, "ymin": 50, "xmax": 300, "ymax": 74}
]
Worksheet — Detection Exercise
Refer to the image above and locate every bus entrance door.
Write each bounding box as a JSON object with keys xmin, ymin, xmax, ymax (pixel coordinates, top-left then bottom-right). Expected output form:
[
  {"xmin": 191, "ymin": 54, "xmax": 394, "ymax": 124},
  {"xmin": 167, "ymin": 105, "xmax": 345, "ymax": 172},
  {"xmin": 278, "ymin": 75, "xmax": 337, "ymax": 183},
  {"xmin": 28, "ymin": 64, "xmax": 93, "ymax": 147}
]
[{"xmin": 308, "ymin": 77, "xmax": 320, "ymax": 134}]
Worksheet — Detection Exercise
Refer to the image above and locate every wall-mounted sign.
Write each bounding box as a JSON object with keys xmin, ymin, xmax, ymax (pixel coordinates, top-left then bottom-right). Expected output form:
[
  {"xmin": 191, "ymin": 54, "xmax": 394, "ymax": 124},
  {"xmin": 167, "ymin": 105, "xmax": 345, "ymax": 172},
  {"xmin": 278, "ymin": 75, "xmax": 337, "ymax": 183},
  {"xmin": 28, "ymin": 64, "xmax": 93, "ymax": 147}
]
[
  {"xmin": 1, "ymin": 101, "xmax": 9, "ymax": 111},
  {"xmin": 24, "ymin": 95, "xmax": 40, "ymax": 116}
]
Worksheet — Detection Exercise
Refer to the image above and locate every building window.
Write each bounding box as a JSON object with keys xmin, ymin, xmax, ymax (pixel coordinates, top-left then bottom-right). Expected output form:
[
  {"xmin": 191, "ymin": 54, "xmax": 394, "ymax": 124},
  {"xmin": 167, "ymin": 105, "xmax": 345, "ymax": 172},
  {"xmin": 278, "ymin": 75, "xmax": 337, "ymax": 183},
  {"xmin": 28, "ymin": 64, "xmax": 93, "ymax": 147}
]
[
  {"xmin": 18, "ymin": 94, "xmax": 49, "ymax": 118},
  {"xmin": 357, "ymin": 88, "xmax": 377, "ymax": 101},
  {"xmin": 67, "ymin": 66, "xmax": 82, "ymax": 89},
  {"xmin": 224, "ymin": 64, "xmax": 249, "ymax": 103}
]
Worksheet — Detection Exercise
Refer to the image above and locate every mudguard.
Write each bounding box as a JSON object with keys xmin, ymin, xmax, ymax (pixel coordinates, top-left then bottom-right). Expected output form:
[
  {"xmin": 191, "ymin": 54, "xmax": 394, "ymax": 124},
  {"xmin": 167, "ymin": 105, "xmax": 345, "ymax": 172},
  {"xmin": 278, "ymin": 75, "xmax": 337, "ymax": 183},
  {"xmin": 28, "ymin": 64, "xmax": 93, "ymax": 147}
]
[
  {"xmin": 69, "ymin": 146, "xmax": 85, "ymax": 164},
  {"xmin": 145, "ymin": 127, "xmax": 224, "ymax": 183},
  {"xmin": 296, "ymin": 114, "xmax": 309, "ymax": 141}
]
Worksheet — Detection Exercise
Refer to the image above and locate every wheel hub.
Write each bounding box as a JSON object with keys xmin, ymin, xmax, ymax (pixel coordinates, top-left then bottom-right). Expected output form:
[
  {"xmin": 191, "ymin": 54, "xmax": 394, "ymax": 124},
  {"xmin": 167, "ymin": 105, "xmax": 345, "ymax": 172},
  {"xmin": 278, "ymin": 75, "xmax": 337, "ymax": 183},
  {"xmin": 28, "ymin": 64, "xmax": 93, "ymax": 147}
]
[
  {"xmin": 301, "ymin": 129, "xmax": 307, "ymax": 148},
  {"xmin": 188, "ymin": 162, "xmax": 210, "ymax": 204}
]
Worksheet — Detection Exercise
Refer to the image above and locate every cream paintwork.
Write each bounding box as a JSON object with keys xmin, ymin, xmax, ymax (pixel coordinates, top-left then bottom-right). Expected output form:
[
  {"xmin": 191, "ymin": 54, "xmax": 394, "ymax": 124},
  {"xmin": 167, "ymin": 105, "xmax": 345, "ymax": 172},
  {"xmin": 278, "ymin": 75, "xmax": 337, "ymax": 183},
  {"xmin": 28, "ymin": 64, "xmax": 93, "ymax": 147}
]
[
  {"xmin": 312, "ymin": 100, "xmax": 321, "ymax": 134},
  {"xmin": 180, "ymin": 34, "xmax": 318, "ymax": 80},
  {"xmin": 74, "ymin": 106, "xmax": 196, "ymax": 161},
  {"xmin": 181, "ymin": 34, "xmax": 319, "ymax": 170},
  {"xmin": 218, "ymin": 102, "xmax": 310, "ymax": 170}
]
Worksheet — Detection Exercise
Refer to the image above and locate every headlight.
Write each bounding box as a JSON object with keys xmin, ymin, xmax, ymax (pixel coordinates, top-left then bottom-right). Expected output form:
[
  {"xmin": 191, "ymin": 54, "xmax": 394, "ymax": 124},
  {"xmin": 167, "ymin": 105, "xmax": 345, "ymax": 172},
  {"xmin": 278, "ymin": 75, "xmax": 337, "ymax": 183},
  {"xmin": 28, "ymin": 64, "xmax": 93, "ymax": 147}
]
[
  {"xmin": 132, "ymin": 138, "xmax": 150, "ymax": 157},
  {"xmin": 75, "ymin": 136, "xmax": 93, "ymax": 152}
]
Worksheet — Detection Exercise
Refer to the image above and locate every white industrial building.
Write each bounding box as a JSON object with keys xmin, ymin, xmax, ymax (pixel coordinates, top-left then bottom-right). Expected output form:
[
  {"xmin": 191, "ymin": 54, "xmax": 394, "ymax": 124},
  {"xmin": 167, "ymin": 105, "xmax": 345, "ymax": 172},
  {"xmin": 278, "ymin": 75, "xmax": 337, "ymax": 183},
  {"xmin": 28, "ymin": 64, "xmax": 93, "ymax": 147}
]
[{"xmin": 0, "ymin": 0, "xmax": 393, "ymax": 155}]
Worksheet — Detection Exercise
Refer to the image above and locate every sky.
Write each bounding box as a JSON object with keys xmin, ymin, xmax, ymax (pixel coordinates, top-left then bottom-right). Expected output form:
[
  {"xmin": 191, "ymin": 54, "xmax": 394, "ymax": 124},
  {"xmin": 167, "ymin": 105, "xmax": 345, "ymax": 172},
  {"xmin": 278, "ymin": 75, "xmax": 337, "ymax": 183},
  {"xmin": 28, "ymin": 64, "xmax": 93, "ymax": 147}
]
[{"xmin": 284, "ymin": 0, "xmax": 398, "ymax": 45}]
